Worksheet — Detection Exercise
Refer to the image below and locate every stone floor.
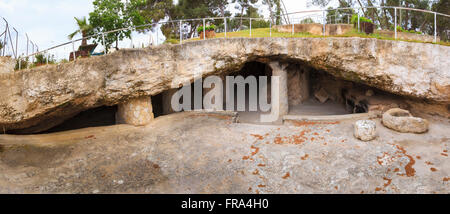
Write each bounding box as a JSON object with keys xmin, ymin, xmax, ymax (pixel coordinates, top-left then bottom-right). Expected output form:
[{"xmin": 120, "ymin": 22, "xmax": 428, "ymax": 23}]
[{"xmin": 0, "ymin": 111, "xmax": 448, "ymax": 193}]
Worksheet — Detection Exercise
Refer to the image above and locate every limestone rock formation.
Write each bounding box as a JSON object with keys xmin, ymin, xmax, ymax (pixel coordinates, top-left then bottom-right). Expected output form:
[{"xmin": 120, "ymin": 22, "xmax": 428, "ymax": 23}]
[
  {"xmin": 0, "ymin": 37, "xmax": 448, "ymax": 133},
  {"xmin": 116, "ymin": 96, "xmax": 154, "ymax": 126},
  {"xmin": 382, "ymin": 108, "xmax": 429, "ymax": 133},
  {"xmin": 354, "ymin": 120, "xmax": 377, "ymax": 141},
  {"xmin": 0, "ymin": 57, "xmax": 14, "ymax": 74}
]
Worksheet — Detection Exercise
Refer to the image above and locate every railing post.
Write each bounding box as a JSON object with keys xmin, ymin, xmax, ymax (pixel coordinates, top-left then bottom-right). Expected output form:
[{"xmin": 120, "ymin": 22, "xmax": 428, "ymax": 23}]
[
  {"xmin": 102, "ymin": 33, "xmax": 107, "ymax": 54},
  {"xmin": 434, "ymin": 12, "xmax": 437, "ymax": 43},
  {"xmin": 18, "ymin": 57, "xmax": 21, "ymax": 70},
  {"xmin": 357, "ymin": 12, "xmax": 360, "ymax": 32},
  {"xmin": 292, "ymin": 20, "xmax": 294, "ymax": 35},
  {"xmin": 203, "ymin": 19, "xmax": 206, "ymax": 40},
  {"xmin": 270, "ymin": 19, "xmax": 272, "ymax": 37},
  {"xmin": 156, "ymin": 28, "xmax": 159, "ymax": 46},
  {"xmin": 46, "ymin": 51, "xmax": 48, "ymax": 64},
  {"xmin": 72, "ymin": 40, "xmax": 76, "ymax": 61},
  {"xmin": 26, "ymin": 34, "xmax": 29, "ymax": 56},
  {"xmin": 250, "ymin": 18, "xmax": 252, "ymax": 37},
  {"xmin": 394, "ymin": 7, "xmax": 397, "ymax": 40},
  {"xmin": 179, "ymin": 20, "xmax": 182, "ymax": 44},
  {"xmin": 224, "ymin": 18, "xmax": 227, "ymax": 38},
  {"xmin": 323, "ymin": 11, "xmax": 326, "ymax": 36}
]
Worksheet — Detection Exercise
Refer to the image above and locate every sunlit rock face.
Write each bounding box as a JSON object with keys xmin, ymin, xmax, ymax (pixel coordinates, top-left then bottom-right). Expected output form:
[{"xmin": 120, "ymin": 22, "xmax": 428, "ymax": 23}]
[
  {"xmin": 0, "ymin": 37, "xmax": 448, "ymax": 133},
  {"xmin": 0, "ymin": 57, "xmax": 14, "ymax": 74}
]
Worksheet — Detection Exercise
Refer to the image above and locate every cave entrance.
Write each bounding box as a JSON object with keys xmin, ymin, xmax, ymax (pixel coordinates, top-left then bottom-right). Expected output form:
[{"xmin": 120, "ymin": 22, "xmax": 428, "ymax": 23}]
[
  {"xmin": 227, "ymin": 61, "xmax": 273, "ymax": 123},
  {"xmin": 229, "ymin": 61, "xmax": 394, "ymax": 124},
  {"xmin": 287, "ymin": 64, "xmax": 355, "ymax": 116},
  {"xmin": 41, "ymin": 105, "xmax": 118, "ymax": 134}
]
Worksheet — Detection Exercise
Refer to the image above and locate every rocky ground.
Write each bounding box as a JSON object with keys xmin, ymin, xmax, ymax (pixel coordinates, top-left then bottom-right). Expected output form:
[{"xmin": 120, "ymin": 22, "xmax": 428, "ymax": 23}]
[{"xmin": 0, "ymin": 111, "xmax": 449, "ymax": 193}]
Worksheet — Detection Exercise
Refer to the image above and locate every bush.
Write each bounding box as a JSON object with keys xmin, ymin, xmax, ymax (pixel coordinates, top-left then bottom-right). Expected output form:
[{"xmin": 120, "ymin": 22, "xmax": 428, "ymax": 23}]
[
  {"xmin": 15, "ymin": 57, "xmax": 29, "ymax": 70},
  {"xmin": 197, "ymin": 24, "xmax": 216, "ymax": 34},
  {"xmin": 396, "ymin": 26, "xmax": 422, "ymax": 35},
  {"xmin": 351, "ymin": 14, "xmax": 373, "ymax": 25}
]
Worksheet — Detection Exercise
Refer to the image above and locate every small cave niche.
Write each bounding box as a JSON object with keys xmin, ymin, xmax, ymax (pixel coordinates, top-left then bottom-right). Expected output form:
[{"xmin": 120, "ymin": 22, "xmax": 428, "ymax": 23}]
[
  {"xmin": 287, "ymin": 65, "xmax": 372, "ymax": 116},
  {"xmin": 40, "ymin": 105, "xmax": 118, "ymax": 134},
  {"xmin": 290, "ymin": 64, "xmax": 408, "ymax": 117},
  {"xmin": 226, "ymin": 61, "xmax": 273, "ymax": 123},
  {"xmin": 151, "ymin": 93, "xmax": 164, "ymax": 118}
]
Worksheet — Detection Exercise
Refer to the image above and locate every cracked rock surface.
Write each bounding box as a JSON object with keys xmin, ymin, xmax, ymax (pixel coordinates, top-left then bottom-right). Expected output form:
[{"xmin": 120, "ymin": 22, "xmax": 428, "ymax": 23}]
[{"xmin": 0, "ymin": 112, "xmax": 448, "ymax": 193}]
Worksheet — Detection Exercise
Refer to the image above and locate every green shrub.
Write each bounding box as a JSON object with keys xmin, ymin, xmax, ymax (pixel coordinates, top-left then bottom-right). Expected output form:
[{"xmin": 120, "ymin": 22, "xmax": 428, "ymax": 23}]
[
  {"xmin": 396, "ymin": 26, "xmax": 422, "ymax": 35},
  {"xmin": 351, "ymin": 14, "xmax": 373, "ymax": 25},
  {"xmin": 197, "ymin": 24, "xmax": 216, "ymax": 34},
  {"xmin": 197, "ymin": 26, "xmax": 205, "ymax": 34},
  {"xmin": 15, "ymin": 57, "xmax": 29, "ymax": 70},
  {"xmin": 206, "ymin": 24, "xmax": 216, "ymax": 31}
]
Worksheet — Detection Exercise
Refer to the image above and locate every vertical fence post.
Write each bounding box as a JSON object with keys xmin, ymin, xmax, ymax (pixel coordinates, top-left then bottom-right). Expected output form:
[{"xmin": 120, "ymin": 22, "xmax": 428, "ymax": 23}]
[
  {"xmin": 26, "ymin": 34, "xmax": 29, "ymax": 56},
  {"xmin": 156, "ymin": 27, "xmax": 159, "ymax": 46},
  {"xmin": 179, "ymin": 20, "xmax": 182, "ymax": 44},
  {"xmin": 270, "ymin": 19, "xmax": 272, "ymax": 37},
  {"xmin": 394, "ymin": 7, "xmax": 397, "ymax": 40},
  {"xmin": 323, "ymin": 11, "xmax": 326, "ymax": 36},
  {"xmin": 203, "ymin": 19, "xmax": 206, "ymax": 40},
  {"xmin": 357, "ymin": 12, "xmax": 360, "ymax": 32},
  {"xmin": 46, "ymin": 51, "xmax": 48, "ymax": 64},
  {"xmin": 434, "ymin": 12, "xmax": 437, "ymax": 43},
  {"xmin": 224, "ymin": 18, "xmax": 227, "ymax": 38},
  {"xmin": 2, "ymin": 21, "xmax": 7, "ymax": 56},
  {"xmin": 102, "ymin": 33, "xmax": 106, "ymax": 54},
  {"xmin": 18, "ymin": 57, "xmax": 21, "ymax": 70},
  {"xmin": 292, "ymin": 19, "xmax": 294, "ymax": 35},
  {"xmin": 72, "ymin": 40, "xmax": 76, "ymax": 61},
  {"xmin": 14, "ymin": 28, "xmax": 18, "ymax": 59},
  {"xmin": 30, "ymin": 42, "xmax": 34, "ymax": 64},
  {"xmin": 250, "ymin": 18, "xmax": 252, "ymax": 37}
]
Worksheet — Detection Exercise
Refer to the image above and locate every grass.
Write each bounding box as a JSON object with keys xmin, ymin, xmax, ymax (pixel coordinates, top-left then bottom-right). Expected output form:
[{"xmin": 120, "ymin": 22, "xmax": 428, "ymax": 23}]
[{"xmin": 173, "ymin": 27, "xmax": 450, "ymax": 46}]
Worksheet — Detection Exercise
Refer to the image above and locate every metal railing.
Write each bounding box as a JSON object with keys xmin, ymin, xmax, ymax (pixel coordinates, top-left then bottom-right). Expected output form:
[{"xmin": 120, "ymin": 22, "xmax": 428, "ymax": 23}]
[
  {"xmin": 0, "ymin": 17, "xmax": 39, "ymax": 61},
  {"xmin": 16, "ymin": 6, "xmax": 449, "ymax": 70}
]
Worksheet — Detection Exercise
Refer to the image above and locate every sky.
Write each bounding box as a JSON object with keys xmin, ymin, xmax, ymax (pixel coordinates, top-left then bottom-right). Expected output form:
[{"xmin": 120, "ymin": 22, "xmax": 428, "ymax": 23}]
[{"xmin": 0, "ymin": 0, "xmax": 329, "ymax": 59}]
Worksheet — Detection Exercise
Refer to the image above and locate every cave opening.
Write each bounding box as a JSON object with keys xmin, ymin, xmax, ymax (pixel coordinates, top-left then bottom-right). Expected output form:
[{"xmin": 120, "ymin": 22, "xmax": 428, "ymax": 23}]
[{"xmin": 40, "ymin": 105, "xmax": 118, "ymax": 134}]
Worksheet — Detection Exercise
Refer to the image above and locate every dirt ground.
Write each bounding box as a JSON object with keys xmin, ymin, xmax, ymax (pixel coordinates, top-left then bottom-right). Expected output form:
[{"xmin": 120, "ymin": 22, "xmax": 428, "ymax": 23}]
[{"xmin": 0, "ymin": 111, "xmax": 448, "ymax": 193}]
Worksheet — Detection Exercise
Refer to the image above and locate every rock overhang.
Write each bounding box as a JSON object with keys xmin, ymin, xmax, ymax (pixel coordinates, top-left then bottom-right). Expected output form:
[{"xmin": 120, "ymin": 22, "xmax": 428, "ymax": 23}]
[{"xmin": 0, "ymin": 37, "xmax": 448, "ymax": 133}]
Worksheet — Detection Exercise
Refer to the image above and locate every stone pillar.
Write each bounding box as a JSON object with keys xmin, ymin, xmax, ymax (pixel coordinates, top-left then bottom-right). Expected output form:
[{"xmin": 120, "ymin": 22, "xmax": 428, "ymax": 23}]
[
  {"xmin": 162, "ymin": 88, "xmax": 178, "ymax": 114},
  {"xmin": 269, "ymin": 61, "xmax": 289, "ymax": 117},
  {"xmin": 116, "ymin": 96, "xmax": 154, "ymax": 126},
  {"xmin": 288, "ymin": 66, "xmax": 309, "ymax": 106}
]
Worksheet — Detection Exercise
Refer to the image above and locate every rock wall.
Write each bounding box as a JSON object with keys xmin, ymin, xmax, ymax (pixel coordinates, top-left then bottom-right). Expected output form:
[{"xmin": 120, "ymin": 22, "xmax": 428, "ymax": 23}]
[
  {"xmin": 377, "ymin": 30, "xmax": 440, "ymax": 43},
  {"xmin": 274, "ymin": 24, "xmax": 353, "ymax": 36},
  {"xmin": 0, "ymin": 37, "xmax": 448, "ymax": 133},
  {"xmin": 0, "ymin": 57, "xmax": 14, "ymax": 74}
]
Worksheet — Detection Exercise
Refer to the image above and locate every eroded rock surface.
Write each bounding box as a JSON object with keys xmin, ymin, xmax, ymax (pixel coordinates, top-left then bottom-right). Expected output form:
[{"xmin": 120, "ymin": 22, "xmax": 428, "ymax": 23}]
[
  {"xmin": 0, "ymin": 112, "xmax": 448, "ymax": 193},
  {"xmin": 0, "ymin": 37, "xmax": 448, "ymax": 132},
  {"xmin": 382, "ymin": 108, "xmax": 429, "ymax": 133},
  {"xmin": 354, "ymin": 120, "xmax": 377, "ymax": 141}
]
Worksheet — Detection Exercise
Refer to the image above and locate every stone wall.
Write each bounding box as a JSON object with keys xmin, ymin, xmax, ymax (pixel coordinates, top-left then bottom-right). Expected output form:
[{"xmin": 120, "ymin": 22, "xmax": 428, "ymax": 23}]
[
  {"xmin": 377, "ymin": 30, "xmax": 439, "ymax": 43},
  {"xmin": 274, "ymin": 24, "xmax": 353, "ymax": 36}
]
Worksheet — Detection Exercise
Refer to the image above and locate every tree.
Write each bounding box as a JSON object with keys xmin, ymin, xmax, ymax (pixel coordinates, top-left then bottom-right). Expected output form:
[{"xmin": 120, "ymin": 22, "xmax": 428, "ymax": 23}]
[
  {"xmin": 68, "ymin": 17, "xmax": 93, "ymax": 46},
  {"xmin": 232, "ymin": 0, "xmax": 258, "ymax": 29},
  {"xmin": 129, "ymin": 0, "xmax": 174, "ymax": 32},
  {"xmin": 160, "ymin": 0, "xmax": 230, "ymax": 39},
  {"xmin": 432, "ymin": 0, "xmax": 450, "ymax": 41},
  {"xmin": 89, "ymin": 0, "xmax": 131, "ymax": 51}
]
